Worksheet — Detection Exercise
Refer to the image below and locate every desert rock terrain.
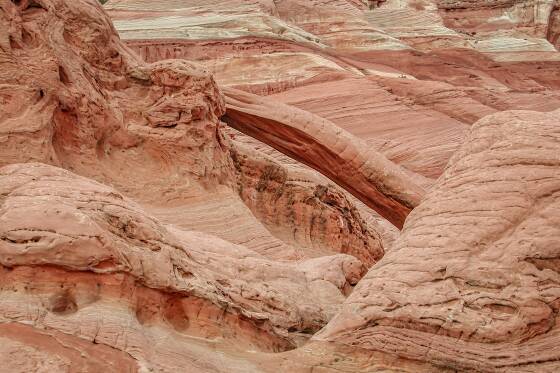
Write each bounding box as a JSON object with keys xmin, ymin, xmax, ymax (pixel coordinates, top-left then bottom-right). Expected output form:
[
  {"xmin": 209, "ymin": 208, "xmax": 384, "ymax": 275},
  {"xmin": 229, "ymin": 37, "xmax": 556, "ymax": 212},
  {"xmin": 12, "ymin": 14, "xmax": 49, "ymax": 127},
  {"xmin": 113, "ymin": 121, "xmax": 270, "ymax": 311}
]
[{"xmin": 0, "ymin": 0, "xmax": 559, "ymax": 372}]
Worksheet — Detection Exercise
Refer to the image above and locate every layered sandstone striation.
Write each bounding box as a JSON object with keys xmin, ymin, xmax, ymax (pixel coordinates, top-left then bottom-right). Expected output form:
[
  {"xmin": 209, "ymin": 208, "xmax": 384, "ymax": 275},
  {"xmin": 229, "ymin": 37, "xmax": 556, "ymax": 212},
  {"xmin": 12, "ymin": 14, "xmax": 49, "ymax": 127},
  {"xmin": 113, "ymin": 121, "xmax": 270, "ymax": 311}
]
[
  {"xmin": 0, "ymin": 1, "xmax": 390, "ymax": 370},
  {"xmin": 106, "ymin": 0, "xmax": 560, "ymax": 186},
  {"xmin": 0, "ymin": 0, "xmax": 385, "ymax": 262},
  {"xmin": 0, "ymin": 0, "xmax": 559, "ymax": 372},
  {"xmin": 224, "ymin": 87, "xmax": 426, "ymax": 228},
  {"xmin": 230, "ymin": 140, "xmax": 384, "ymax": 266},
  {"xmin": 0, "ymin": 163, "xmax": 368, "ymax": 355},
  {"xmin": 314, "ymin": 109, "xmax": 560, "ymax": 372}
]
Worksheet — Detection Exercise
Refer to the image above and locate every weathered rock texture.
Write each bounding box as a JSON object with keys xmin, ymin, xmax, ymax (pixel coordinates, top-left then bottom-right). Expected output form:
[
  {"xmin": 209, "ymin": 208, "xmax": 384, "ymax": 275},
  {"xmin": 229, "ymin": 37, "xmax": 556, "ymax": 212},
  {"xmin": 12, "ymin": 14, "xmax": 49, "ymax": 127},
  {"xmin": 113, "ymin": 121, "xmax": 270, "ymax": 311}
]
[
  {"xmin": 230, "ymin": 140, "xmax": 384, "ymax": 266},
  {"xmin": 0, "ymin": 163, "xmax": 367, "ymax": 356},
  {"xmin": 0, "ymin": 0, "xmax": 389, "ymax": 371},
  {"xmin": 314, "ymin": 109, "xmax": 560, "ymax": 372},
  {"xmin": 0, "ymin": 0, "xmax": 230, "ymax": 202},
  {"xmin": 0, "ymin": 0, "xmax": 559, "ymax": 372},
  {"xmin": 224, "ymin": 87, "xmax": 425, "ymax": 228},
  {"xmin": 106, "ymin": 0, "xmax": 560, "ymax": 186},
  {"xmin": 0, "ymin": 0, "xmax": 385, "ymax": 262}
]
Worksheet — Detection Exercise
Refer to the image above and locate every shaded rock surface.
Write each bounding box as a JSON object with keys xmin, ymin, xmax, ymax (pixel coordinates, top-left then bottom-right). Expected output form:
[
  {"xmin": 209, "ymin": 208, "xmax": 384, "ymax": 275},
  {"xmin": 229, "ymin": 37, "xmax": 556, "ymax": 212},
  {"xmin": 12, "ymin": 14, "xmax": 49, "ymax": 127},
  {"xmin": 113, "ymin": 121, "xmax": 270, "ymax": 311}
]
[{"xmin": 106, "ymin": 0, "xmax": 560, "ymax": 185}]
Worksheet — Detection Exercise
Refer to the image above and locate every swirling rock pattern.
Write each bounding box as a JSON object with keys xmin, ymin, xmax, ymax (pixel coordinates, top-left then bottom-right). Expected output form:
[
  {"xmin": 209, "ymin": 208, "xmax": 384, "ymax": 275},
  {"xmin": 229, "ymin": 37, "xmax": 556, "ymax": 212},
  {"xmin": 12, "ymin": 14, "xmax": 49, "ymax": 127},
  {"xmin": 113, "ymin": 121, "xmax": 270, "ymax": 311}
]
[
  {"xmin": 0, "ymin": 1, "xmax": 389, "ymax": 370},
  {"xmin": 0, "ymin": 0, "xmax": 559, "ymax": 372},
  {"xmin": 315, "ymin": 109, "xmax": 560, "ymax": 372},
  {"xmin": 0, "ymin": 162, "xmax": 368, "ymax": 363},
  {"xmin": 223, "ymin": 87, "xmax": 426, "ymax": 228}
]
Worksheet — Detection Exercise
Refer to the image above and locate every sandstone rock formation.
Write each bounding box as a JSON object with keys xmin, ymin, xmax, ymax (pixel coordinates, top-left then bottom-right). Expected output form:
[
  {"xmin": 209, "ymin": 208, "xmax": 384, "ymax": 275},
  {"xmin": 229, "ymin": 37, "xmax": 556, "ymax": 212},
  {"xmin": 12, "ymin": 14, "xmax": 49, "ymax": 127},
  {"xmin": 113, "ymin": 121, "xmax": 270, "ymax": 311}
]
[
  {"xmin": 0, "ymin": 163, "xmax": 368, "ymax": 353},
  {"xmin": 230, "ymin": 140, "xmax": 384, "ymax": 265},
  {"xmin": 106, "ymin": 0, "xmax": 560, "ymax": 185},
  {"xmin": 0, "ymin": 0, "xmax": 386, "ymax": 263},
  {"xmin": 0, "ymin": 1, "xmax": 389, "ymax": 370},
  {"xmin": 0, "ymin": 0, "xmax": 559, "ymax": 372},
  {"xmin": 313, "ymin": 109, "xmax": 560, "ymax": 372},
  {"xmin": 224, "ymin": 87, "xmax": 425, "ymax": 228},
  {"xmin": 0, "ymin": 0, "xmax": 229, "ymax": 201}
]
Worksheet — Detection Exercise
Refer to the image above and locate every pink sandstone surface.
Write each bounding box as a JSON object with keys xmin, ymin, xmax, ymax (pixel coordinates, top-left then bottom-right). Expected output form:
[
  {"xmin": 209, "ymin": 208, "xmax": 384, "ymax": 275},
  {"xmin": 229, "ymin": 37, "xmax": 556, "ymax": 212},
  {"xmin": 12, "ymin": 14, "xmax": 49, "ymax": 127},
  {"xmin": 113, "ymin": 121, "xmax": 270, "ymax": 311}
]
[
  {"xmin": 0, "ymin": 0, "xmax": 558, "ymax": 372},
  {"xmin": 314, "ymin": 108, "xmax": 560, "ymax": 372}
]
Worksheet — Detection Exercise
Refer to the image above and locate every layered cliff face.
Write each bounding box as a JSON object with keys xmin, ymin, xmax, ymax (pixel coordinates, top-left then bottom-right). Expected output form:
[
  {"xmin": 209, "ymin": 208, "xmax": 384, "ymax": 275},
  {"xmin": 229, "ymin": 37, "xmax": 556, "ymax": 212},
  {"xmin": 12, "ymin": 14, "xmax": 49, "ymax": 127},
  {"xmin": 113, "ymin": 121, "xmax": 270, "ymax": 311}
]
[
  {"xmin": 0, "ymin": 0, "xmax": 559, "ymax": 372},
  {"xmin": 437, "ymin": 0, "xmax": 560, "ymax": 62},
  {"xmin": 106, "ymin": 0, "xmax": 560, "ymax": 184},
  {"xmin": 0, "ymin": 1, "xmax": 390, "ymax": 370}
]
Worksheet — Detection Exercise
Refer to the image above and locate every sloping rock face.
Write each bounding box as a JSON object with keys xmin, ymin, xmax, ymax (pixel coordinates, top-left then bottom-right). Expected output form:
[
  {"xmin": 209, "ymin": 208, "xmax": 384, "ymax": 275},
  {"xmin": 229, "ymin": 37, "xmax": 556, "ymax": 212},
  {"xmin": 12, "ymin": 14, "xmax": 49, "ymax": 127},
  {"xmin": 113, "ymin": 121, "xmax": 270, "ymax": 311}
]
[
  {"xmin": 0, "ymin": 163, "xmax": 367, "ymax": 359},
  {"xmin": 106, "ymin": 0, "xmax": 560, "ymax": 185},
  {"xmin": 0, "ymin": 1, "xmax": 391, "ymax": 371},
  {"xmin": 312, "ymin": 109, "xmax": 560, "ymax": 372},
  {"xmin": 0, "ymin": 0, "xmax": 559, "ymax": 372}
]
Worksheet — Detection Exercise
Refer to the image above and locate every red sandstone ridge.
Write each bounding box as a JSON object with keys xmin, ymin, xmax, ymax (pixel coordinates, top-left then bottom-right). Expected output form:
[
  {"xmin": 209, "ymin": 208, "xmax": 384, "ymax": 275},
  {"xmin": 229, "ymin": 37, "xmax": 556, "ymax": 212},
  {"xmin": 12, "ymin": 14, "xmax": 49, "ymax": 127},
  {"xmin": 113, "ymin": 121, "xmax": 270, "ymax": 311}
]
[
  {"xmin": 106, "ymin": 0, "xmax": 560, "ymax": 185},
  {"xmin": 311, "ymin": 109, "xmax": 560, "ymax": 372},
  {"xmin": 0, "ymin": 0, "xmax": 559, "ymax": 372},
  {"xmin": 223, "ymin": 87, "xmax": 425, "ymax": 228}
]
